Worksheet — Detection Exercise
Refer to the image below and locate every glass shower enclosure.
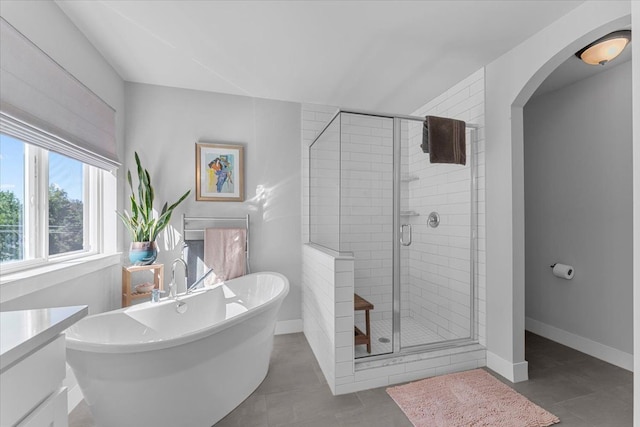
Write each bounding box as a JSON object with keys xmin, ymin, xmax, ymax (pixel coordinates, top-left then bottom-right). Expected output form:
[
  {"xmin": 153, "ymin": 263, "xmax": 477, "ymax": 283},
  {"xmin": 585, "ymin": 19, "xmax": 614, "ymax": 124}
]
[{"xmin": 309, "ymin": 109, "xmax": 478, "ymax": 359}]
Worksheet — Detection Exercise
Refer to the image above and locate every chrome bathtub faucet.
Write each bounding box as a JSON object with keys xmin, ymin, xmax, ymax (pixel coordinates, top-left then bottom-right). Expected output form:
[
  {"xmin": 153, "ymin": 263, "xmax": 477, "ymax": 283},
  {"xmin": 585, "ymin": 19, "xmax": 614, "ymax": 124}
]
[
  {"xmin": 171, "ymin": 258, "xmax": 193, "ymax": 314},
  {"xmin": 170, "ymin": 258, "xmax": 188, "ymax": 299}
]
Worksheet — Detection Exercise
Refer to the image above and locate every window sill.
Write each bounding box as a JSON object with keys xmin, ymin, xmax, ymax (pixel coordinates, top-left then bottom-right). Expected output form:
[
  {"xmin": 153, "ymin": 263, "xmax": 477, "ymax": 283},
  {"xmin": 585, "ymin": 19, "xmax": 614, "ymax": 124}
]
[{"xmin": 0, "ymin": 253, "xmax": 122, "ymax": 304}]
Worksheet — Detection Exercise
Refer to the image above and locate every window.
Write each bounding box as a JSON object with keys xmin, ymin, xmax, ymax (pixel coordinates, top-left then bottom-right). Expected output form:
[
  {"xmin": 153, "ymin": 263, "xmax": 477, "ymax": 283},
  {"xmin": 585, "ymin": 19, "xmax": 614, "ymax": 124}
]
[
  {"xmin": 0, "ymin": 134, "xmax": 25, "ymax": 262},
  {"xmin": 0, "ymin": 133, "xmax": 101, "ymax": 271},
  {"xmin": 0, "ymin": 18, "xmax": 118, "ymax": 275},
  {"xmin": 48, "ymin": 151, "xmax": 85, "ymax": 256}
]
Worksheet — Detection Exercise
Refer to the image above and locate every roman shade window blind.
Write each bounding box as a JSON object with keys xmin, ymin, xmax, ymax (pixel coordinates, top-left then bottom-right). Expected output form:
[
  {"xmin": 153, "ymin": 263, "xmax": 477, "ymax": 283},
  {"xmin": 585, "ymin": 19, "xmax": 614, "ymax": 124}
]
[{"xmin": 0, "ymin": 17, "xmax": 119, "ymax": 171}]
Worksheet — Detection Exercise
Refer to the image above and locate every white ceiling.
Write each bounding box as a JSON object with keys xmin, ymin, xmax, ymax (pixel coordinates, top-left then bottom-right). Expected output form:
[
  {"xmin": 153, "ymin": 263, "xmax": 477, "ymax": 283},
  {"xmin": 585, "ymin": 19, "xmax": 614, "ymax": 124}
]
[{"xmin": 56, "ymin": 0, "xmax": 585, "ymax": 114}]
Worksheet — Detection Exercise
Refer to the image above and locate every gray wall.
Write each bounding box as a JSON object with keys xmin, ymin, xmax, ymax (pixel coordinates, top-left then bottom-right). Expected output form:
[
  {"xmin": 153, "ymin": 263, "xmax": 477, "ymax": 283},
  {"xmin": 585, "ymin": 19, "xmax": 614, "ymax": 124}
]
[
  {"xmin": 124, "ymin": 83, "xmax": 302, "ymax": 322},
  {"xmin": 524, "ymin": 60, "xmax": 632, "ymax": 354}
]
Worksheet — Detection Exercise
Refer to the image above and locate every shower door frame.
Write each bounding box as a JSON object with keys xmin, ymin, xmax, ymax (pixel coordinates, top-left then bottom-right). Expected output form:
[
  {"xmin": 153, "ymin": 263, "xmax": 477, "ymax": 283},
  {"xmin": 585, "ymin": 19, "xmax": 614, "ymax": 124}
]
[
  {"xmin": 309, "ymin": 108, "xmax": 480, "ymax": 361},
  {"xmin": 391, "ymin": 113, "xmax": 480, "ymax": 357}
]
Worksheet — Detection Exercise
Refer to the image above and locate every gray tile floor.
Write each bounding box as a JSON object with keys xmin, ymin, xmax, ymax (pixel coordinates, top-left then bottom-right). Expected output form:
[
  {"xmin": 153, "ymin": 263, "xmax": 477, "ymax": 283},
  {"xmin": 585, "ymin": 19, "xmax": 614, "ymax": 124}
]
[
  {"xmin": 70, "ymin": 331, "xmax": 633, "ymax": 426},
  {"xmin": 507, "ymin": 331, "xmax": 633, "ymax": 427}
]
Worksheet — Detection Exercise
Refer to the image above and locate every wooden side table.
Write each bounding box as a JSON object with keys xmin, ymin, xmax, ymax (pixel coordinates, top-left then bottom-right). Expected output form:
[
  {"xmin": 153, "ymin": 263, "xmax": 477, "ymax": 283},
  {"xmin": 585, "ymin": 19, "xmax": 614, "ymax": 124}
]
[
  {"xmin": 354, "ymin": 293, "xmax": 374, "ymax": 353},
  {"xmin": 121, "ymin": 264, "xmax": 164, "ymax": 307}
]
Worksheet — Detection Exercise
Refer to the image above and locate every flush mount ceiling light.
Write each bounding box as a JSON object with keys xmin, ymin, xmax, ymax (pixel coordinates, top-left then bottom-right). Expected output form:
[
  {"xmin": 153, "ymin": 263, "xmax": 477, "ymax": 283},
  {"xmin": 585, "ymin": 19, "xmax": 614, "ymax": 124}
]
[{"xmin": 575, "ymin": 30, "xmax": 631, "ymax": 65}]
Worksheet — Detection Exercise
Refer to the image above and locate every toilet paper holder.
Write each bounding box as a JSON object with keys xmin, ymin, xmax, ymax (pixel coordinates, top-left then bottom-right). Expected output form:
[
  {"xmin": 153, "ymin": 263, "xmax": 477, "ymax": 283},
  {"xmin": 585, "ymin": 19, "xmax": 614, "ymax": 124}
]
[{"xmin": 550, "ymin": 263, "xmax": 574, "ymax": 279}]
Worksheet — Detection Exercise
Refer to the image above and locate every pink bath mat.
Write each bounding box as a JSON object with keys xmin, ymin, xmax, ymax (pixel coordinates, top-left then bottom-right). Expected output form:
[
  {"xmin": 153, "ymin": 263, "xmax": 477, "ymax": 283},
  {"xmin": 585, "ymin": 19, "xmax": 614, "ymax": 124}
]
[{"xmin": 386, "ymin": 369, "xmax": 559, "ymax": 427}]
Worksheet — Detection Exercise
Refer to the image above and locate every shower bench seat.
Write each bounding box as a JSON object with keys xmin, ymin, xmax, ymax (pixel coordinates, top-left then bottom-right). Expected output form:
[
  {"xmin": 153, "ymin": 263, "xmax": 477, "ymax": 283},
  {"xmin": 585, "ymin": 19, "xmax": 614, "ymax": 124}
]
[{"xmin": 354, "ymin": 293, "xmax": 374, "ymax": 353}]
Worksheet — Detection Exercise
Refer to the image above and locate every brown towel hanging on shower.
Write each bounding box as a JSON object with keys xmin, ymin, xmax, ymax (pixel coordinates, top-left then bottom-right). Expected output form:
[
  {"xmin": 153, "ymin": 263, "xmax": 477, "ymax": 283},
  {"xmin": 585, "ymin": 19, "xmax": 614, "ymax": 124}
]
[{"xmin": 421, "ymin": 115, "xmax": 466, "ymax": 165}]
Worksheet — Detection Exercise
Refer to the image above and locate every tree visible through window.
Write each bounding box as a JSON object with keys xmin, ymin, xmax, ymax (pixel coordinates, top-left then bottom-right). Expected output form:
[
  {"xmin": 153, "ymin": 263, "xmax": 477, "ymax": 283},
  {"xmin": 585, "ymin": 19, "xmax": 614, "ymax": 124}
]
[
  {"xmin": 0, "ymin": 134, "xmax": 25, "ymax": 263},
  {"xmin": 0, "ymin": 190, "xmax": 23, "ymax": 261},
  {"xmin": 48, "ymin": 184, "xmax": 83, "ymax": 256},
  {"xmin": 0, "ymin": 185, "xmax": 84, "ymax": 260},
  {"xmin": 0, "ymin": 134, "xmax": 89, "ymax": 266},
  {"xmin": 49, "ymin": 151, "xmax": 84, "ymax": 256}
]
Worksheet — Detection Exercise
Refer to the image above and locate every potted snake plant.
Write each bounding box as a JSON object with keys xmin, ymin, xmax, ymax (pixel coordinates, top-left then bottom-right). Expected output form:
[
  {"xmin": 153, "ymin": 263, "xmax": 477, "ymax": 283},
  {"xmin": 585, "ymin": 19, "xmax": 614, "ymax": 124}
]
[{"xmin": 117, "ymin": 152, "xmax": 190, "ymax": 265}]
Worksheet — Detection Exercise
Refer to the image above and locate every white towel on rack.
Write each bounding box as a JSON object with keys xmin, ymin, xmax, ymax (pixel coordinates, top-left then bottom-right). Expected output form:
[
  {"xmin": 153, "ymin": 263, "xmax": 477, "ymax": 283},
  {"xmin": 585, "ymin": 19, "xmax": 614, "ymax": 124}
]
[{"xmin": 204, "ymin": 228, "xmax": 246, "ymax": 285}]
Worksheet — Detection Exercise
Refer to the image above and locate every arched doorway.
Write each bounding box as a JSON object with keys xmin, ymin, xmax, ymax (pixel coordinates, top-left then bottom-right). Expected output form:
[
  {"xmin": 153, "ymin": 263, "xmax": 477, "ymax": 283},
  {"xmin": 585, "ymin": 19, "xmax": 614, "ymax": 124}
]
[{"xmin": 484, "ymin": 3, "xmax": 631, "ymax": 384}]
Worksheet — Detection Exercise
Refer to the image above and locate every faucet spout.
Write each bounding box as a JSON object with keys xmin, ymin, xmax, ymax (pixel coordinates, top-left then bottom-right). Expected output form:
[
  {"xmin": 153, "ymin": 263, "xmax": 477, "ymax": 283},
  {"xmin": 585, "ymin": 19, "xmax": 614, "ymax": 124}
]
[{"xmin": 170, "ymin": 258, "xmax": 188, "ymax": 298}]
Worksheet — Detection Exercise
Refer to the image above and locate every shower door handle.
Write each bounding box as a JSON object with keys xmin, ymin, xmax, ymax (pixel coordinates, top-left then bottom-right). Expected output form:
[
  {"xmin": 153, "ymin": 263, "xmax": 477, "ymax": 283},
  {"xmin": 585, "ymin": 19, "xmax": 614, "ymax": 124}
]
[{"xmin": 400, "ymin": 224, "xmax": 412, "ymax": 246}]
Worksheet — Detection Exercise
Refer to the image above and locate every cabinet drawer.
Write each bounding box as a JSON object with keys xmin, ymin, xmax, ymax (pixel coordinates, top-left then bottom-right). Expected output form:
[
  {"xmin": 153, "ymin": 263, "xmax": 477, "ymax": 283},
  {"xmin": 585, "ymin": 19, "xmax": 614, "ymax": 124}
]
[
  {"xmin": 18, "ymin": 387, "xmax": 68, "ymax": 427},
  {"xmin": 0, "ymin": 335, "xmax": 65, "ymax": 427}
]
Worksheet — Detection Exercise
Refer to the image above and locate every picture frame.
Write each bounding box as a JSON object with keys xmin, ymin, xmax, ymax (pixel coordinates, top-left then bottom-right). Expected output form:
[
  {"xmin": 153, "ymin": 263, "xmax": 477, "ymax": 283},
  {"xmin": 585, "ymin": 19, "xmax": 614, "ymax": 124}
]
[{"xmin": 195, "ymin": 142, "xmax": 244, "ymax": 201}]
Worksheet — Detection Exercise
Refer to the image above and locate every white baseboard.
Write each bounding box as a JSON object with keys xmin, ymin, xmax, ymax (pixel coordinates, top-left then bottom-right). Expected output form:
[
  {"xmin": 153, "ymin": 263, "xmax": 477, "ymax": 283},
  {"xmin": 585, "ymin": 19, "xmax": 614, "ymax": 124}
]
[
  {"xmin": 486, "ymin": 351, "xmax": 529, "ymax": 383},
  {"xmin": 525, "ymin": 317, "xmax": 633, "ymax": 372},
  {"xmin": 275, "ymin": 319, "xmax": 303, "ymax": 335}
]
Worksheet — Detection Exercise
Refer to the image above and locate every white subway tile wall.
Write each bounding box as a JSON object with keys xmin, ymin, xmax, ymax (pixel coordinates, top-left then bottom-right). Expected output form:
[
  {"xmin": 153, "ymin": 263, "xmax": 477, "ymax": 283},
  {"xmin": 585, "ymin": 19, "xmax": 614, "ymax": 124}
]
[
  {"xmin": 302, "ymin": 105, "xmax": 338, "ymax": 245},
  {"xmin": 338, "ymin": 343, "xmax": 486, "ymax": 395},
  {"xmin": 402, "ymin": 122, "xmax": 473, "ymax": 341},
  {"xmin": 309, "ymin": 116, "xmax": 341, "ymax": 250},
  {"xmin": 408, "ymin": 68, "xmax": 486, "ymax": 346},
  {"xmin": 302, "ymin": 245, "xmax": 340, "ymax": 393},
  {"xmin": 340, "ymin": 113, "xmax": 394, "ymax": 333}
]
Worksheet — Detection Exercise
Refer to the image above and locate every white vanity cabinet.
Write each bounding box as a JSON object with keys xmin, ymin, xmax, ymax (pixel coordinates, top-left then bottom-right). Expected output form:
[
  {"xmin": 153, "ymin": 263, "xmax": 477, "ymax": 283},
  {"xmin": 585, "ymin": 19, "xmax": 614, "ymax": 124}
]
[{"xmin": 0, "ymin": 306, "xmax": 88, "ymax": 427}]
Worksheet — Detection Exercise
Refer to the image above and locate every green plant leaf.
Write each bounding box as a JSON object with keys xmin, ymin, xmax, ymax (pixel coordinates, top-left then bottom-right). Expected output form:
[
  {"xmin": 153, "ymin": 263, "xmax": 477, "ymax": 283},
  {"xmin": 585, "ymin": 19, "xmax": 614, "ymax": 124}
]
[
  {"xmin": 127, "ymin": 170, "xmax": 133, "ymax": 195},
  {"xmin": 130, "ymin": 195, "xmax": 138, "ymax": 218},
  {"xmin": 135, "ymin": 153, "xmax": 146, "ymax": 214},
  {"xmin": 118, "ymin": 151, "xmax": 190, "ymax": 243},
  {"xmin": 146, "ymin": 170, "xmax": 153, "ymax": 204},
  {"xmin": 166, "ymin": 190, "xmax": 191, "ymax": 213},
  {"xmin": 116, "ymin": 211, "xmax": 135, "ymax": 241},
  {"xmin": 152, "ymin": 212, "xmax": 172, "ymax": 241}
]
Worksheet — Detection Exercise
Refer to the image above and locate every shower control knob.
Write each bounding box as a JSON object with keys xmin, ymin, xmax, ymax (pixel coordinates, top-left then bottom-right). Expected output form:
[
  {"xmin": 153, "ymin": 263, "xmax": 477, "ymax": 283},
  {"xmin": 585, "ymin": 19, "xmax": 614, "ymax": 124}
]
[{"xmin": 428, "ymin": 212, "xmax": 440, "ymax": 228}]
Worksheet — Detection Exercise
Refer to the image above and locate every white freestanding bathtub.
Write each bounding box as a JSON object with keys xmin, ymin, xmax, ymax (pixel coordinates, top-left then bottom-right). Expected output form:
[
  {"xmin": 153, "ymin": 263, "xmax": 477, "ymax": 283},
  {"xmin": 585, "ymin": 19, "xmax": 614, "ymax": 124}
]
[{"xmin": 66, "ymin": 272, "xmax": 289, "ymax": 427}]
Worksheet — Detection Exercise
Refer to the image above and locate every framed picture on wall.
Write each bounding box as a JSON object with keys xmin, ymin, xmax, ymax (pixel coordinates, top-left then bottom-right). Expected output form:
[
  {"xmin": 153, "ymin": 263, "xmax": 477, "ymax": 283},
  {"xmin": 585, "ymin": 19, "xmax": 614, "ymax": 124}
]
[{"xmin": 195, "ymin": 142, "xmax": 244, "ymax": 201}]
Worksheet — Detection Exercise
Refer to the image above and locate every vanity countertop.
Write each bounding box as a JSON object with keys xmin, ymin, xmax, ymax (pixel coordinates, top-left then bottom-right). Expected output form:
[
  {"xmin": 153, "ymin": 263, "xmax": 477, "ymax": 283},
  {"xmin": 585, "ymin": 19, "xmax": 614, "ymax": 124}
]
[{"xmin": 0, "ymin": 305, "xmax": 88, "ymax": 371}]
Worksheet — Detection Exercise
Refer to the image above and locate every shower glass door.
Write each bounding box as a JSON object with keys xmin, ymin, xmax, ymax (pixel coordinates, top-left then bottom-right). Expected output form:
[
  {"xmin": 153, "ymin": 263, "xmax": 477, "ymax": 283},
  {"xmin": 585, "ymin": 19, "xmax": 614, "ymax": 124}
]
[{"xmin": 397, "ymin": 118, "xmax": 476, "ymax": 349}]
